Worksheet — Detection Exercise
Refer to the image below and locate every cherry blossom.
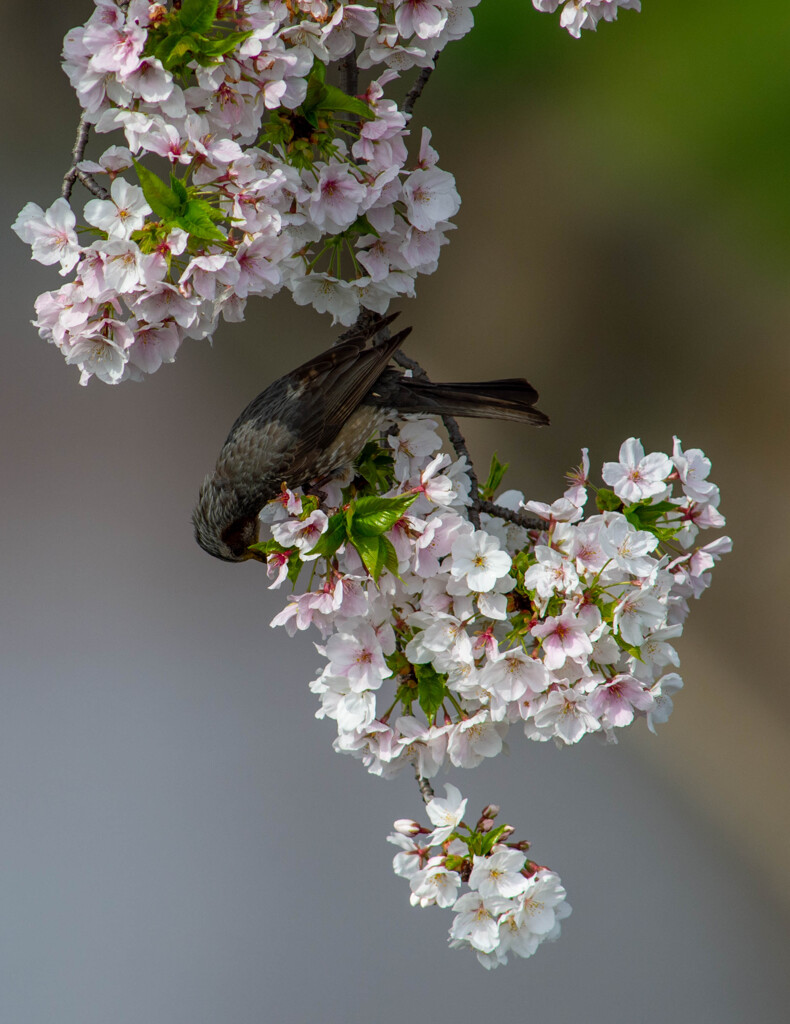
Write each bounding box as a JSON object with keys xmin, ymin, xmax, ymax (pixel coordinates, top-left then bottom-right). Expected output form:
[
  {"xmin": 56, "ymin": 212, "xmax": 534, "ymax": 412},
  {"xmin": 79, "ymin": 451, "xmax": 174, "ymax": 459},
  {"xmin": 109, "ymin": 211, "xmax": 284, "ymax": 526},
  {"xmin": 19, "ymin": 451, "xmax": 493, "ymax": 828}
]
[
  {"xmin": 450, "ymin": 530, "xmax": 512, "ymax": 593},
  {"xmin": 425, "ymin": 782, "xmax": 467, "ymax": 843},
  {"xmin": 602, "ymin": 437, "xmax": 674, "ymax": 504},
  {"xmin": 12, "ymin": 199, "xmax": 82, "ymax": 274}
]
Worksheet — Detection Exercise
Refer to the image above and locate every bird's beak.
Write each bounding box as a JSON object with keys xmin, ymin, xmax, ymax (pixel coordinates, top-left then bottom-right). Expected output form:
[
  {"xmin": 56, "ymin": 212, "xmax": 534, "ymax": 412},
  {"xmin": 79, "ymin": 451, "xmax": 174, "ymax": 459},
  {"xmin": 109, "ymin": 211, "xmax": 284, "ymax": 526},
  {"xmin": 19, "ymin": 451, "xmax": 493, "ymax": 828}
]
[{"xmin": 245, "ymin": 547, "xmax": 267, "ymax": 563}]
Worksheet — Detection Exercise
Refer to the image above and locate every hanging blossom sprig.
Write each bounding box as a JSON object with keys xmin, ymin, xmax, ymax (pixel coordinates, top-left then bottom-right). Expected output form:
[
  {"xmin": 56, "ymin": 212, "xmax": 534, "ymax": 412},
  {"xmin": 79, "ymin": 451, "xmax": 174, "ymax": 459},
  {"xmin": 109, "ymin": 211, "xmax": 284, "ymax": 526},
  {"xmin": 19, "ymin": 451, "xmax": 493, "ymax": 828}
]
[
  {"xmin": 532, "ymin": 0, "xmax": 641, "ymax": 38},
  {"xmin": 388, "ymin": 787, "xmax": 571, "ymax": 969},
  {"xmin": 12, "ymin": 0, "xmax": 642, "ymax": 386},
  {"xmin": 11, "ymin": 0, "xmax": 476, "ymax": 385},
  {"xmin": 255, "ymin": 415, "xmax": 729, "ymax": 964}
]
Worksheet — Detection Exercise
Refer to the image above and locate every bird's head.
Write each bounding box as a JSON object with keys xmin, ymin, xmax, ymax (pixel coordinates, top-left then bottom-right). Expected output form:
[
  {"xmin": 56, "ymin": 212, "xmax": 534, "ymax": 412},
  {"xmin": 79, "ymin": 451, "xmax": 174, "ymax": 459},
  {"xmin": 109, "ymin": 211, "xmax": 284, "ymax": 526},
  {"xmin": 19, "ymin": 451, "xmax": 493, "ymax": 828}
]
[{"xmin": 192, "ymin": 473, "xmax": 264, "ymax": 563}]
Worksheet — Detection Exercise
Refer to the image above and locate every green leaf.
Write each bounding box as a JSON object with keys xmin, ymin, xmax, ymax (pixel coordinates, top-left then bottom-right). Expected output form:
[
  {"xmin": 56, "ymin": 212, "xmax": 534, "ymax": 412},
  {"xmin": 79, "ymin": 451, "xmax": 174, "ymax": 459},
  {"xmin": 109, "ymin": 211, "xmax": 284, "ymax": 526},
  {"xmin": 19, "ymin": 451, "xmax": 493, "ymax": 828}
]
[
  {"xmin": 130, "ymin": 222, "xmax": 168, "ymax": 254},
  {"xmin": 302, "ymin": 108, "xmax": 320, "ymax": 130},
  {"xmin": 348, "ymin": 493, "xmax": 417, "ymax": 538},
  {"xmin": 613, "ymin": 634, "xmax": 643, "ymax": 660},
  {"xmin": 170, "ymin": 173, "xmax": 189, "ymax": 205},
  {"xmin": 351, "ymin": 534, "xmax": 387, "ymax": 579},
  {"xmin": 315, "ymin": 83, "xmax": 373, "ymax": 120},
  {"xmin": 178, "ymin": 0, "xmax": 219, "ymax": 34},
  {"xmin": 286, "ymin": 555, "xmax": 304, "ymax": 587},
  {"xmin": 303, "ymin": 70, "xmax": 329, "ymax": 116},
  {"xmin": 201, "ymin": 30, "xmax": 253, "ymax": 58},
  {"xmin": 414, "ymin": 663, "xmax": 447, "ymax": 722},
  {"xmin": 480, "ymin": 451, "xmax": 509, "ymax": 502},
  {"xmin": 347, "ymin": 533, "xmax": 398, "ymax": 581},
  {"xmin": 306, "ymin": 512, "xmax": 347, "ymax": 560},
  {"xmin": 596, "ymin": 488, "xmax": 622, "ymax": 512},
  {"xmin": 247, "ymin": 539, "xmax": 286, "ymax": 556},
  {"xmin": 299, "ymin": 494, "xmax": 320, "ymax": 517},
  {"xmin": 162, "ymin": 33, "xmax": 204, "ymax": 70},
  {"xmin": 132, "ymin": 159, "xmax": 183, "ymax": 220},
  {"xmin": 350, "ymin": 213, "xmax": 380, "ymax": 239},
  {"xmin": 261, "ymin": 112, "xmax": 295, "ymax": 146},
  {"xmin": 479, "ymin": 824, "xmax": 510, "ymax": 856},
  {"xmin": 152, "ymin": 32, "xmax": 185, "ymax": 68},
  {"xmin": 310, "ymin": 59, "xmax": 326, "ymax": 84},
  {"xmin": 598, "ymin": 600, "xmax": 616, "ymax": 622},
  {"xmin": 351, "ymin": 534, "xmax": 383, "ymax": 578},
  {"xmin": 624, "ymin": 500, "xmax": 676, "ymax": 531},
  {"xmin": 380, "ymin": 536, "xmax": 400, "ymax": 577},
  {"xmin": 203, "ymin": 204, "xmax": 226, "ymax": 222},
  {"xmin": 146, "ymin": 0, "xmax": 250, "ymax": 76},
  {"xmin": 175, "ymin": 199, "xmax": 227, "ymax": 241},
  {"xmin": 354, "ymin": 440, "xmax": 394, "ymax": 491},
  {"xmin": 393, "ymin": 682, "xmax": 415, "ymax": 716}
]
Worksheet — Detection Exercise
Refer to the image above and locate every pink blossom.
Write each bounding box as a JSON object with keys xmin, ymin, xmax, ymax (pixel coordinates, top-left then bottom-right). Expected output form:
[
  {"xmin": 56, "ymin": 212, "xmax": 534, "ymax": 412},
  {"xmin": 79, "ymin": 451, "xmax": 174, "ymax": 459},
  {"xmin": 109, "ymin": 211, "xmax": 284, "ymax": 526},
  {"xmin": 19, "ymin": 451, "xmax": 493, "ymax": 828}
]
[
  {"xmin": 13, "ymin": 200, "xmax": 82, "ymax": 273},
  {"xmin": 126, "ymin": 320, "xmax": 182, "ymax": 374},
  {"xmin": 530, "ymin": 687, "xmax": 601, "ymax": 744},
  {"xmin": 531, "ymin": 611, "xmax": 593, "ymax": 671},
  {"xmin": 84, "ymin": 178, "xmax": 151, "ymax": 240},
  {"xmin": 564, "ymin": 447, "xmax": 590, "ymax": 506},
  {"xmin": 394, "ymin": 0, "xmax": 452, "ymax": 40},
  {"xmin": 588, "ymin": 674, "xmax": 654, "ymax": 728},
  {"xmin": 325, "ymin": 625, "xmax": 392, "ymax": 692},
  {"xmin": 402, "ymin": 167, "xmax": 461, "ymax": 232},
  {"xmin": 308, "ymin": 163, "xmax": 368, "ymax": 233},
  {"xmin": 602, "ymin": 438, "xmax": 673, "ymax": 504}
]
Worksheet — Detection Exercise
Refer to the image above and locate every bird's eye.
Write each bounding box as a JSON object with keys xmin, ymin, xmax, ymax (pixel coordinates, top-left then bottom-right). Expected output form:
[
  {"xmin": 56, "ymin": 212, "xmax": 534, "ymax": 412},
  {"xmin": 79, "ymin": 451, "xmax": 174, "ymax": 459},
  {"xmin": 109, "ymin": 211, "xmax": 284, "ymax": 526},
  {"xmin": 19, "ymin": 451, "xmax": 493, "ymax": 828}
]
[{"xmin": 221, "ymin": 516, "xmax": 258, "ymax": 559}]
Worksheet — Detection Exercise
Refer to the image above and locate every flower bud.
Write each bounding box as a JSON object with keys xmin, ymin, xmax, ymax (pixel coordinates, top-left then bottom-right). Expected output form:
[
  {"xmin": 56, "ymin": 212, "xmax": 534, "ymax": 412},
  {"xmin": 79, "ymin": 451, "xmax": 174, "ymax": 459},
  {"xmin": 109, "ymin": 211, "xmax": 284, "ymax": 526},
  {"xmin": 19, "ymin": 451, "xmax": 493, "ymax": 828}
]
[{"xmin": 393, "ymin": 818, "xmax": 420, "ymax": 837}]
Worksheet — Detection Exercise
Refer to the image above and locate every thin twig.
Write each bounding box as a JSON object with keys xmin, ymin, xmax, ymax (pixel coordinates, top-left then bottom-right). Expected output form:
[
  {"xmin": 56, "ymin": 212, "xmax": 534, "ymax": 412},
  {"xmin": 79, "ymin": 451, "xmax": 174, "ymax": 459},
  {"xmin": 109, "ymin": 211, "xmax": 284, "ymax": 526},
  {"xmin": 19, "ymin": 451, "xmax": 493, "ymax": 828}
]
[
  {"xmin": 477, "ymin": 500, "xmax": 543, "ymax": 532},
  {"xmin": 61, "ymin": 114, "xmax": 92, "ymax": 201},
  {"xmin": 61, "ymin": 114, "xmax": 110, "ymax": 201},
  {"xmin": 338, "ymin": 48, "xmax": 359, "ymax": 100},
  {"xmin": 392, "ymin": 348, "xmax": 428, "ymax": 381},
  {"xmin": 404, "ymin": 52, "xmax": 440, "ymax": 117},
  {"xmin": 442, "ymin": 417, "xmax": 481, "ymax": 528},
  {"xmin": 414, "ymin": 766, "xmax": 435, "ymax": 805},
  {"xmin": 76, "ymin": 169, "xmax": 109, "ymax": 200}
]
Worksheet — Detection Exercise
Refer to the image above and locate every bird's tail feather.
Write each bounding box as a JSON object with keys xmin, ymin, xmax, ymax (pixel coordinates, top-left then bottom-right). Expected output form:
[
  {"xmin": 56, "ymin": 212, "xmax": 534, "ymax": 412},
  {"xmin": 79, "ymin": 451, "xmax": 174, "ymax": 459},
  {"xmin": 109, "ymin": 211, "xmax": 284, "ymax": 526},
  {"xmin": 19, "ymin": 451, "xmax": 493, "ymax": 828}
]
[{"xmin": 382, "ymin": 377, "xmax": 550, "ymax": 426}]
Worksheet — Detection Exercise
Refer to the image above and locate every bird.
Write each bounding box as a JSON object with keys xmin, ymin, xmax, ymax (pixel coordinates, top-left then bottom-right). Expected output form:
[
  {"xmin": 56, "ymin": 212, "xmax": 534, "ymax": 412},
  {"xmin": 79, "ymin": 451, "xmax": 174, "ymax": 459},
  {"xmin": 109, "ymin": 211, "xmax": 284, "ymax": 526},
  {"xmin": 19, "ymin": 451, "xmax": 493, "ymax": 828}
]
[{"xmin": 192, "ymin": 315, "xmax": 549, "ymax": 563}]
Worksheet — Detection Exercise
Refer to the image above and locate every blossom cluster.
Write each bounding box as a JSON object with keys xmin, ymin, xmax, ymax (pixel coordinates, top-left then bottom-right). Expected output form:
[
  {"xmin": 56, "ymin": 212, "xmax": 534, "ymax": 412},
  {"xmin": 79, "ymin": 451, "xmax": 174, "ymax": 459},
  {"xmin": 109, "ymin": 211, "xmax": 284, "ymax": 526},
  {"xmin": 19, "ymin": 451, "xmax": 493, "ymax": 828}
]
[
  {"xmin": 258, "ymin": 423, "xmax": 726, "ymax": 966},
  {"xmin": 531, "ymin": 0, "xmax": 641, "ymax": 38},
  {"xmin": 264, "ymin": 425, "xmax": 729, "ymax": 781},
  {"xmin": 13, "ymin": 0, "xmax": 482, "ymax": 384},
  {"xmin": 13, "ymin": 0, "xmax": 643, "ymax": 386},
  {"xmin": 388, "ymin": 785, "xmax": 571, "ymax": 968}
]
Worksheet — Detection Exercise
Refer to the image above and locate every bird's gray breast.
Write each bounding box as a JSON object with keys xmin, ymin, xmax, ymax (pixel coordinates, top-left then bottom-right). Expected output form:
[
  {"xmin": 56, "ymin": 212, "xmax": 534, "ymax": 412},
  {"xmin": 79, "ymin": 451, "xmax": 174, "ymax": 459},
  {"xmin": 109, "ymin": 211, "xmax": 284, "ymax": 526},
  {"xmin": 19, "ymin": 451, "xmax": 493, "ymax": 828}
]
[{"xmin": 216, "ymin": 415, "xmax": 298, "ymax": 506}]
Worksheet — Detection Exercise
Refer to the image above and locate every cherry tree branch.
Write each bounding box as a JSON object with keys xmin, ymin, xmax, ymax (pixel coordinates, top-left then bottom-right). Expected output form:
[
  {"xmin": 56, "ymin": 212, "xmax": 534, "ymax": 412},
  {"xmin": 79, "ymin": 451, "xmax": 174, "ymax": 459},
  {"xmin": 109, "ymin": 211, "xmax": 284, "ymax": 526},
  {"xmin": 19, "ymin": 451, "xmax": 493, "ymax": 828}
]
[
  {"xmin": 477, "ymin": 501, "xmax": 543, "ymax": 532},
  {"xmin": 414, "ymin": 767, "xmax": 435, "ymax": 804},
  {"xmin": 61, "ymin": 113, "xmax": 109, "ymax": 202},
  {"xmin": 338, "ymin": 48, "xmax": 359, "ymax": 99},
  {"xmin": 404, "ymin": 53, "xmax": 440, "ymax": 116}
]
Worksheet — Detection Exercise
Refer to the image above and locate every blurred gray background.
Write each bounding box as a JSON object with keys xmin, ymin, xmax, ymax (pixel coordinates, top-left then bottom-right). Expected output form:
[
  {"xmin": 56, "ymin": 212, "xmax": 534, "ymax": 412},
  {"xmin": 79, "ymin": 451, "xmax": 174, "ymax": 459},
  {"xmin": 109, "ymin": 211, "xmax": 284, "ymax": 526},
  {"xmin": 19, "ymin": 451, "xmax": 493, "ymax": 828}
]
[{"xmin": 2, "ymin": 2, "xmax": 789, "ymax": 1022}]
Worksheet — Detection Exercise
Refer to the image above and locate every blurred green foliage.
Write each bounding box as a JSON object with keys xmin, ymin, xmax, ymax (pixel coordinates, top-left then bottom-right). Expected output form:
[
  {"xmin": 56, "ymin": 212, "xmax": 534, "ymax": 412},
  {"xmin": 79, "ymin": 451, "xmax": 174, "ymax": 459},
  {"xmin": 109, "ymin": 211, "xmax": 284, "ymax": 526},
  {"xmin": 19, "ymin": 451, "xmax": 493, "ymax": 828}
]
[{"xmin": 441, "ymin": 0, "xmax": 790, "ymax": 249}]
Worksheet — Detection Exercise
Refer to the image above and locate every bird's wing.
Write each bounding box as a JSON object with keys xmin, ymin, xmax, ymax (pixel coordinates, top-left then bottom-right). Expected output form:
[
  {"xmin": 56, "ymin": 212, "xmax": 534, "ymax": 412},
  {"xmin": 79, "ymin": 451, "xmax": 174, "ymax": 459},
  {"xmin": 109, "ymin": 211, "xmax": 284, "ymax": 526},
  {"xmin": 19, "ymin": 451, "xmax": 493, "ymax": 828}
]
[
  {"xmin": 309, "ymin": 329, "xmax": 410, "ymax": 431},
  {"xmin": 283, "ymin": 327, "xmax": 411, "ymax": 483},
  {"xmin": 220, "ymin": 319, "xmax": 411, "ymax": 495}
]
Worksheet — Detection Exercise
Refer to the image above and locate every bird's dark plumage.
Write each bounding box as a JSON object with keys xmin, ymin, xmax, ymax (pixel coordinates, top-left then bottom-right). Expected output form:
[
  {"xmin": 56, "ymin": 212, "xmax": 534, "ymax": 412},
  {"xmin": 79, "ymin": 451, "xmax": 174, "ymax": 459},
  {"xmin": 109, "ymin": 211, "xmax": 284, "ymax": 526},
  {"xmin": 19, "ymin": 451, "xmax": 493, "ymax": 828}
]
[{"xmin": 192, "ymin": 316, "xmax": 548, "ymax": 562}]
